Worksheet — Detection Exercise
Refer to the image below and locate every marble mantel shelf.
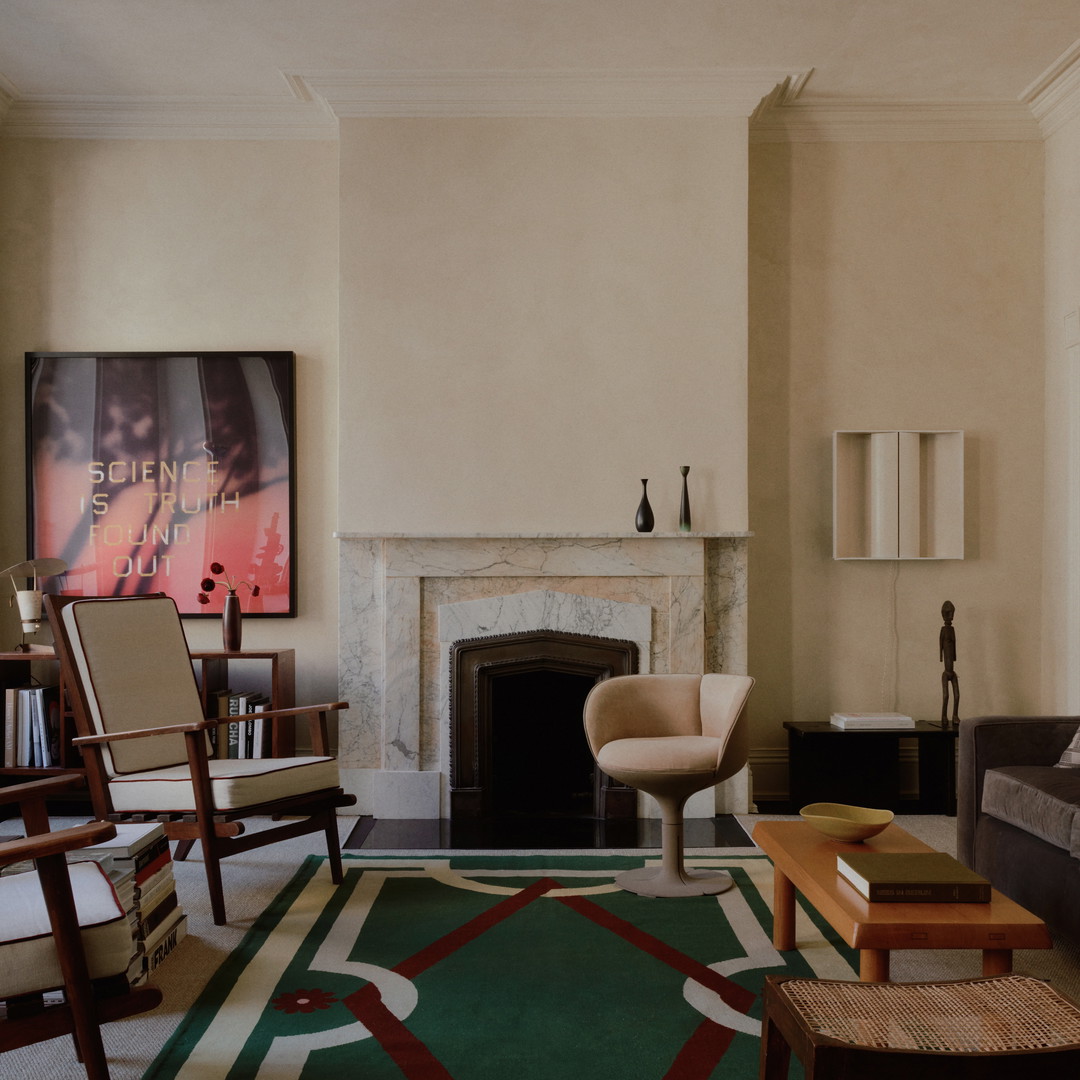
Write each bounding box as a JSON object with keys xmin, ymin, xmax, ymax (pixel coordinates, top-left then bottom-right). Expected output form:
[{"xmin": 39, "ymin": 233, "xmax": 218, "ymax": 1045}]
[{"xmin": 334, "ymin": 531, "xmax": 754, "ymax": 539}]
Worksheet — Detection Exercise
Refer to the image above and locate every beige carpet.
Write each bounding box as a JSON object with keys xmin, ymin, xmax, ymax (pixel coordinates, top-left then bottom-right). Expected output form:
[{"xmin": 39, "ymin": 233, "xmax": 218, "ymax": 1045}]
[{"xmin": 6, "ymin": 813, "xmax": 1080, "ymax": 1078}]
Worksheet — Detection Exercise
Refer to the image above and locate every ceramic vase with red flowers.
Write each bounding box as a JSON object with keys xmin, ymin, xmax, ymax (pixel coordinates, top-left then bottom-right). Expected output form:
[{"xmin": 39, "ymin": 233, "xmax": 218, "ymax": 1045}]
[
  {"xmin": 221, "ymin": 591, "xmax": 242, "ymax": 651},
  {"xmin": 197, "ymin": 561, "xmax": 260, "ymax": 653}
]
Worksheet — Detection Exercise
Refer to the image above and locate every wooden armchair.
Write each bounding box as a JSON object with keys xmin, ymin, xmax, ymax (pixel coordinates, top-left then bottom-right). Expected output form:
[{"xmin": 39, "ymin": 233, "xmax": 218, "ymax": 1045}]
[
  {"xmin": 0, "ymin": 774, "xmax": 162, "ymax": 1080},
  {"xmin": 46, "ymin": 593, "xmax": 356, "ymax": 925}
]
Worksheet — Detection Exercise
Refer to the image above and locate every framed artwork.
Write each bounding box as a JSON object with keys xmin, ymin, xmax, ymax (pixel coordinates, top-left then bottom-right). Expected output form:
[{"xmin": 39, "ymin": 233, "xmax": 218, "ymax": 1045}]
[{"xmin": 25, "ymin": 351, "xmax": 296, "ymax": 616}]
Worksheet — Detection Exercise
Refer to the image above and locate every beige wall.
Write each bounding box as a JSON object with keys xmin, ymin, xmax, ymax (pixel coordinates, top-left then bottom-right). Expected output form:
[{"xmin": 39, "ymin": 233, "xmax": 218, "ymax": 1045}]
[
  {"xmin": 337, "ymin": 117, "xmax": 750, "ymax": 535},
  {"xmin": 0, "ymin": 122, "xmax": 1060, "ymax": 800},
  {"xmin": 748, "ymin": 139, "xmax": 1046, "ymax": 797},
  {"xmin": 0, "ymin": 138, "xmax": 342, "ymax": 704},
  {"xmin": 1041, "ymin": 109, "xmax": 1080, "ymax": 712}
]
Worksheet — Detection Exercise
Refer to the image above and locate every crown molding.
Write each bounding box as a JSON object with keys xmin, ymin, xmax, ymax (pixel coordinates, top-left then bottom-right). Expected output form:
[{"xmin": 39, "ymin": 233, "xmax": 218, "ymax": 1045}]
[
  {"xmin": 751, "ymin": 100, "xmax": 1042, "ymax": 143},
  {"xmin": 0, "ymin": 67, "xmax": 809, "ymax": 136},
  {"xmin": 1021, "ymin": 38, "xmax": 1080, "ymax": 137},
  {"xmin": 295, "ymin": 68, "xmax": 813, "ymax": 118},
  {"xmin": 0, "ymin": 91, "xmax": 337, "ymax": 140}
]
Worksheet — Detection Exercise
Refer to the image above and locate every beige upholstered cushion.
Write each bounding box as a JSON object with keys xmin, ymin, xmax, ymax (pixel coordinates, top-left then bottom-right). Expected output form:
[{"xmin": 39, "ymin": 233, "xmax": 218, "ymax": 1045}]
[
  {"xmin": 62, "ymin": 596, "xmax": 209, "ymax": 775},
  {"xmin": 598, "ymin": 735, "xmax": 726, "ymax": 776},
  {"xmin": 583, "ymin": 674, "xmax": 703, "ymax": 757},
  {"xmin": 108, "ymin": 755, "xmax": 341, "ymax": 812},
  {"xmin": 0, "ymin": 860, "xmax": 133, "ymax": 998}
]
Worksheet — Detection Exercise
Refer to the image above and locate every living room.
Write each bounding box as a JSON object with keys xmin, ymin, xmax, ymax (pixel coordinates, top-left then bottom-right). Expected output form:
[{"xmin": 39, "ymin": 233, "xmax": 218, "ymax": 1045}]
[{"xmin": 3, "ymin": 3, "xmax": 1080, "ymax": 1077}]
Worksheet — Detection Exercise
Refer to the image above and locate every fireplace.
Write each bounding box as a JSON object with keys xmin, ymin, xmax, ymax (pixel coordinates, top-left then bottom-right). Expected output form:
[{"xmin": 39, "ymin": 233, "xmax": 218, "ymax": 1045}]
[
  {"xmin": 335, "ymin": 533, "xmax": 750, "ymax": 819},
  {"xmin": 448, "ymin": 630, "xmax": 638, "ymax": 819}
]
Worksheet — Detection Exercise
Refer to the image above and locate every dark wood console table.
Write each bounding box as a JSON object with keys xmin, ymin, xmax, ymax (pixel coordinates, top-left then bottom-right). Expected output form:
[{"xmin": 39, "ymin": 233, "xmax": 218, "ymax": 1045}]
[{"xmin": 784, "ymin": 720, "xmax": 958, "ymax": 815}]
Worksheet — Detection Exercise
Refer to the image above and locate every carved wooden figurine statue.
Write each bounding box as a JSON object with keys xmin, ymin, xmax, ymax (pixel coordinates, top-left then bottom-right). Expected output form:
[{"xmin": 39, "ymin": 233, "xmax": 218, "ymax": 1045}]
[{"xmin": 940, "ymin": 600, "xmax": 959, "ymax": 726}]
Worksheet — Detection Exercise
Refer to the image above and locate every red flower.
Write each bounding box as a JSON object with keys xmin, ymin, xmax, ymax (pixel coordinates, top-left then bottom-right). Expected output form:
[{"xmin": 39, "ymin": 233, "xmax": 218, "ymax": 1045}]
[
  {"xmin": 196, "ymin": 562, "xmax": 260, "ymax": 604},
  {"xmin": 272, "ymin": 988, "xmax": 338, "ymax": 1014}
]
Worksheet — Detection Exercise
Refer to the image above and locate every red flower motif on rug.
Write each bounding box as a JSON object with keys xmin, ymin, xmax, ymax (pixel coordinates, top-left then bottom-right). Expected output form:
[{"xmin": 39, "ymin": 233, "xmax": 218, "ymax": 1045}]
[{"xmin": 272, "ymin": 988, "xmax": 338, "ymax": 1014}]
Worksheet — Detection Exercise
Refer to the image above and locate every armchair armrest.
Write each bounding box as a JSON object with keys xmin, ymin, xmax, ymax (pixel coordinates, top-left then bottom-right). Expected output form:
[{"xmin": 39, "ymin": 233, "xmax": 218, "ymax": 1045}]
[
  {"xmin": 243, "ymin": 701, "xmax": 348, "ymax": 722},
  {"xmin": 957, "ymin": 715, "xmax": 1080, "ymax": 866},
  {"xmin": 242, "ymin": 701, "xmax": 348, "ymax": 756},
  {"xmin": 0, "ymin": 820, "xmax": 117, "ymax": 868},
  {"xmin": 72, "ymin": 719, "xmax": 214, "ymax": 745},
  {"xmin": 0, "ymin": 773, "xmax": 85, "ymax": 807}
]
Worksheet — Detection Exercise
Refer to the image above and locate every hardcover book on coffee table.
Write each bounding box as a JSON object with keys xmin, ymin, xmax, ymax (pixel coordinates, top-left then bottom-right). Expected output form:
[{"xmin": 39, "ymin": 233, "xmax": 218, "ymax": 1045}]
[{"xmin": 837, "ymin": 851, "xmax": 991, "ymax": 902}]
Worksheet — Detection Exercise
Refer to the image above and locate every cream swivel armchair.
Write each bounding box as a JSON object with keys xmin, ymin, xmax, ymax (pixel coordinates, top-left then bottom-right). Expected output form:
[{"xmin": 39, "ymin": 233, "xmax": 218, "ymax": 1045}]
[{"xmin": 584, "ymin": 672, "xmax": 754, "ymax": 897}]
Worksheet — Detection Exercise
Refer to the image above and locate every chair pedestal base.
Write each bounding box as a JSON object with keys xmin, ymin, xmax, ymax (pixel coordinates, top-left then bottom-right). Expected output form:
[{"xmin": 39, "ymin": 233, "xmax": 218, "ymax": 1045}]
[
  {"xmin": 612, "ymin": 806, "xmax": 737, "ymax": 898},
  {"xmin": 615, "ymin": 865, "xmax": 735, "ymax": 898}
]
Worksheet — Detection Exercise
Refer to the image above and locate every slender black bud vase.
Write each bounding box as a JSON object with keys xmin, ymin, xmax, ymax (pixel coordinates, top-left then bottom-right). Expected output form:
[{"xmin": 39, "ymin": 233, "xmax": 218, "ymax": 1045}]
[
  {"xmin": 679, "ymin": 466, "xmax": 691, "ymax": 532},
  {"xmin": 635, "ymin": 479, "xmax": 655, "ymax": 533}
]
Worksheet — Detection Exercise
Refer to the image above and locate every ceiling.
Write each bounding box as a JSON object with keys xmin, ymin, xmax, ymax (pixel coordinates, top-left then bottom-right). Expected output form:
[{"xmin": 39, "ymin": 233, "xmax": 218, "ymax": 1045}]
[{"xmin": 2, "ymin": 1, "xmax": 1080, "ymax": 134}]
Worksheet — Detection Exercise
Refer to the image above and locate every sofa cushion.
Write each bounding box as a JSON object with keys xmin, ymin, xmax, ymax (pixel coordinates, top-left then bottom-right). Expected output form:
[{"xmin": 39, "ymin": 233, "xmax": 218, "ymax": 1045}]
[
  {"xmin": 1055, "ymin": 725, "xmax": 1080, "ymax": 767},
  {"xmin": 981, "ymin": 765, "xmax": 1080, "ymax": 857}
]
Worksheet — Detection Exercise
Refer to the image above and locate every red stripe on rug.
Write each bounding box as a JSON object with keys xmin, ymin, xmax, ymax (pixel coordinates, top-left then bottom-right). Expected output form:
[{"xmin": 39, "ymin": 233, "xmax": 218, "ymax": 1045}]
[
  {"xmin": 662, "ymin": 1017, "xmax": 740, "ymax": 1080},
  {"xmin": 559, "ymin": 893, "xmax": 757, "ymax": 1076},
  {"xmin": 394, "ymin": 877, "xmax": 559, "ymax": 980},
  {"xmin": 557, "ymin": 894, "xmax": 756, "ymax": 1014},
  {"xmin": 343, "ymin": 877, "xmax": 562, "ymax": 1077},
  {"xmin": 344, "ymin": 983, "xmax": 456, "ymax": 1080}
]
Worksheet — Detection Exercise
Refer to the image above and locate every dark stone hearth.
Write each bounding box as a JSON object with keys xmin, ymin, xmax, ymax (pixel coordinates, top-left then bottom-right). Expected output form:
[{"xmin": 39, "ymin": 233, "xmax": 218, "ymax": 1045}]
[{"xmin": 344, "ymin": 815, "xmax": 754, "ymax": 851}]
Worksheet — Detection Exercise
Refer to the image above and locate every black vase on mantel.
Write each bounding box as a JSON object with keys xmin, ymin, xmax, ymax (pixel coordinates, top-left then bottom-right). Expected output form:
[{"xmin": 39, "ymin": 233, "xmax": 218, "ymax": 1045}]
[
  {"xmin": 635, "ymin": 479, "xmax": 655, "ymax": 533},
  {"xmin": 679, "ymin": 466, "xmax": 692, "ymax": 532}
]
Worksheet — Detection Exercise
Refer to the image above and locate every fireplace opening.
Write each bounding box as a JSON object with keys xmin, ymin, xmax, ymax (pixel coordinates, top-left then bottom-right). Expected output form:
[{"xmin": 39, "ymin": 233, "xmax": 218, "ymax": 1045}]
[
  {"xmin": 490, "ymin": 669, "xmax": 597, "ymax": 818},
  {"xmin": 449, "ymin": 630, "xmax": 638, "ymax": 820}
]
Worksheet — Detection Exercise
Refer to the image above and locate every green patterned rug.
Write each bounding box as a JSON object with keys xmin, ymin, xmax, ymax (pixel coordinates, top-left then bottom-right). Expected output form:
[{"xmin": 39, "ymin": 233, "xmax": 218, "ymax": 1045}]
[{"xmin": 145, "ymin": 852, "xmax": 856, "ymax": 1079}]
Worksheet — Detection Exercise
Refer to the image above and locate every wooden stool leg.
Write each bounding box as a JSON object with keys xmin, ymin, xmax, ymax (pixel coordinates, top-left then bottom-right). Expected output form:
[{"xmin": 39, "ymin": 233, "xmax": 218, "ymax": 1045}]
[{"xmin": 759, "ymin": 1013, "xmax": 793, "ymax": 1079}]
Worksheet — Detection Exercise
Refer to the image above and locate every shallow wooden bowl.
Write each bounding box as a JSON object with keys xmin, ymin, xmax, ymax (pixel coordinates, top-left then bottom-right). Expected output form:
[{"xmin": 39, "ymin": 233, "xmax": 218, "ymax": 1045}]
[{"xmin": 799, "ymin": 802, "xmax": 894, "ymax": 842}]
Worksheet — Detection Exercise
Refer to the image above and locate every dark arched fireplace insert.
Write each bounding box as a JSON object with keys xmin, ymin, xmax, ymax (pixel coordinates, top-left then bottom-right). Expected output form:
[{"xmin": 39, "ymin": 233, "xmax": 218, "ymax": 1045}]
[{"xmin": 448, "ymin": 630, "xmax": 638, "ymax": 820}]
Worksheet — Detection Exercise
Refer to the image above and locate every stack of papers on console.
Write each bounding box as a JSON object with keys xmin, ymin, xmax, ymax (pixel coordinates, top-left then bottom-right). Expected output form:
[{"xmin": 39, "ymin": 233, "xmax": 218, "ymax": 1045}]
[{"xmin": 829, "ymin": 711, "xmax": 915, "ymax": 729}]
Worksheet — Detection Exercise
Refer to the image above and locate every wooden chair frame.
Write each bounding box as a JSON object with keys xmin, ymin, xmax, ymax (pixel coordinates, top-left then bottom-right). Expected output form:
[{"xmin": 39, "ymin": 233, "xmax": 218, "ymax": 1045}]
[
  {"xmin": 0, "ymin": 774, "xmax": 162, "ymax": 1080},
  {"xmin": 46, "ymin": 594, "xmax": 356, "ymax": 925},
  {"xmin": 759, "ymin": 972, "xmax": 1080, "ymax": 1079}
]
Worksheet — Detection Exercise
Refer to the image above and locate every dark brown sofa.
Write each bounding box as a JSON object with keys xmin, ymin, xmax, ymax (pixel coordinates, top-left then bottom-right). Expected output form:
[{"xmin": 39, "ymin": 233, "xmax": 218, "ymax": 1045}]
[{"xmin": 957, "ymin": 715, "xmax": 1080, "ymax": 946}]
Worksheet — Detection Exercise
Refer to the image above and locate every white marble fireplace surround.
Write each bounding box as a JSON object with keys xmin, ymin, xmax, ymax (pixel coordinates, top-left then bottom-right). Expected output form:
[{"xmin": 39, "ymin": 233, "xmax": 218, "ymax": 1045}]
[{"xmin": 335, "ymin": 533, "xmax": 750, "ymax": 819}]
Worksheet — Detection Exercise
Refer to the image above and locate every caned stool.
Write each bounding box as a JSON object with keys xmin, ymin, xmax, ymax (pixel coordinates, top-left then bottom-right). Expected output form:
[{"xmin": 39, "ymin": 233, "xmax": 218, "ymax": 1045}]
[{"xmin": 759, "ymin": 973, "xmax": 1080, "ymax": 1079}]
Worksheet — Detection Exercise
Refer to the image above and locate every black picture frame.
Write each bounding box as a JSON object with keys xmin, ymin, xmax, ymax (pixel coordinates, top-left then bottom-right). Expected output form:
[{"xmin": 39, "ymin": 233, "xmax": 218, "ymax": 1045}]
[{"xmin": 25, "ymin": 351, "xmax": 297, "ymax": 617}]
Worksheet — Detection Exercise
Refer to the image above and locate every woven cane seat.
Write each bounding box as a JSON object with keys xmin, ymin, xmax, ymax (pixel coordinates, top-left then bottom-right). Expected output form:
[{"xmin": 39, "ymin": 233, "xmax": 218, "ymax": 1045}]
[
  {"xmin": 760, "ymin": 974, "xmax": 1080, "ymax": 1079},
  {"xmin": 780, "ymin": 975, "xmax": 1080, "ymax": 1051}
]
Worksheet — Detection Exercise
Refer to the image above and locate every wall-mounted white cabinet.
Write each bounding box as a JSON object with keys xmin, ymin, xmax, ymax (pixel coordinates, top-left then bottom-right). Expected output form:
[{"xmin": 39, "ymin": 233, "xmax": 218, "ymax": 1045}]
[{"xmin": 833, "ymin": 430, "xmax": 964, "ymax": 559}]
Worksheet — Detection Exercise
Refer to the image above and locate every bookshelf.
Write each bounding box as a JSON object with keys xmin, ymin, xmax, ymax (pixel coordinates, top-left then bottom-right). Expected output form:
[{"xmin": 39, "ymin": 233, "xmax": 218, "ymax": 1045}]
[
  {"xmin": 1, "ymin": 647, "xmax": 297, "ymax": 785},
  {"xmin": 192, "ymin": 649, "xmax": 296, "ymax": 757}
]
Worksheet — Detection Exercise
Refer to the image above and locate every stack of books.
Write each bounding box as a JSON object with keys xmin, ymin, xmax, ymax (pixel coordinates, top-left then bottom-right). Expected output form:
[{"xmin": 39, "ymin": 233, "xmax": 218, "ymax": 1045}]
[
  {"xmin": 829, "ymin": 711, "xmax": 915, "ymax": 730},
  {"xmin": 837, "ymin": 850, "xmax": 991, "ymax": 902},
  {"xmin": 208, "ymin": 687, "xmax": 271, "ymax": 759},
  {"xmin": 72, "ymin": 822, "xmax": 187, "ymax": 983},
  {"xmin": 3, "ymin": 684, "xmax": 61, "ymax": 766}
]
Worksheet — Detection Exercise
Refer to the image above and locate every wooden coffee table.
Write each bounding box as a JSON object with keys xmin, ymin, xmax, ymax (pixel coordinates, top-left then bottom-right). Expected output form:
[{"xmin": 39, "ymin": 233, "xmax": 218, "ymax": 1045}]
[{"xmin": 752, "ymin": 820, "xmax": 1051, "ymax": 981}]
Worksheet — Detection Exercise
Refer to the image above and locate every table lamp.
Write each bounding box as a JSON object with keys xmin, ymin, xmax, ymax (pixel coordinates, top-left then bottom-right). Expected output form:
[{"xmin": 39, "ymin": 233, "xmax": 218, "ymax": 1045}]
[{"xmin": 2, "ymin": 557, "xmax": 68, "ymax": 650}]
